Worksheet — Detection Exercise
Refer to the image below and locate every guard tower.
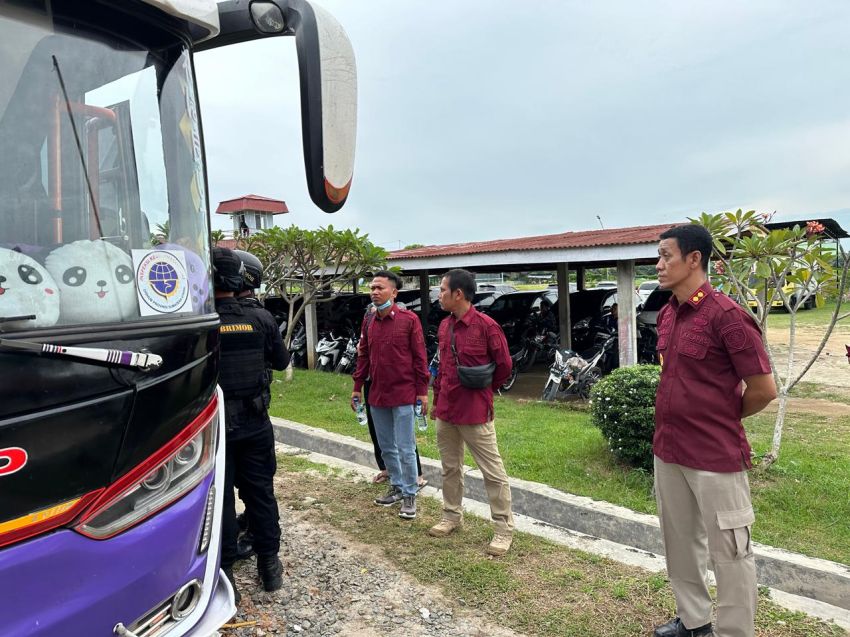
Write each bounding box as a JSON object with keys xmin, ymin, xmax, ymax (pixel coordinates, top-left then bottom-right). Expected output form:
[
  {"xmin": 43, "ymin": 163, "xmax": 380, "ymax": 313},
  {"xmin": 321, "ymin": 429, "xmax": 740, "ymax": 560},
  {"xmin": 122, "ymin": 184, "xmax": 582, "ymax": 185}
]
[{"xmin": 215, "ymin": 194, "xmax": 289, "ymax": 237}]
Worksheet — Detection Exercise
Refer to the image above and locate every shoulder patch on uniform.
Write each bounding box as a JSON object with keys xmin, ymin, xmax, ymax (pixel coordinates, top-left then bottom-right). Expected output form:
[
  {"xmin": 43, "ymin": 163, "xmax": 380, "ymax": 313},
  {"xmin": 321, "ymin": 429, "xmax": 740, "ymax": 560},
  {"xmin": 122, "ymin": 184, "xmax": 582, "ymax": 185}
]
[
  {"xmin": 720, "ymin": 322, "xmax": 750, "ymax": 351},
  {"xmin": 712, "ymin": 292, "xmax": 741, "ymax": 312},
  {"xmin": 221, "ymin": 323, "xmax": 255, "ymax": 333}
]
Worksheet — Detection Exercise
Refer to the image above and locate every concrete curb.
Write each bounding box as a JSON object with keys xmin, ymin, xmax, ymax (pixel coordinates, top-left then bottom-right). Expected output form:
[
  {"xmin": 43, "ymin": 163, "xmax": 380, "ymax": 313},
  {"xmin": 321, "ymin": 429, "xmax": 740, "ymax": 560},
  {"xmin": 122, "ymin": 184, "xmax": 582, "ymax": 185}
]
[{"xmin": 271, "ymin": 417, "xmax": 850, "ymax": 611}]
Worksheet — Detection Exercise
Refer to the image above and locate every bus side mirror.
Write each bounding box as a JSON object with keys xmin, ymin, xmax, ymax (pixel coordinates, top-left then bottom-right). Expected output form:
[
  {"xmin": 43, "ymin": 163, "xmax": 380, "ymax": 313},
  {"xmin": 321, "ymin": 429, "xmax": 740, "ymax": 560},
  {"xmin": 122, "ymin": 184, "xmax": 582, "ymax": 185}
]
[
  {"xmin": 195, "ymin": 0, "xmax": 356, "ymax": 213},
  {"xmin": 285, "ymin": 1, "xmax": 356, "ymax": 212}
]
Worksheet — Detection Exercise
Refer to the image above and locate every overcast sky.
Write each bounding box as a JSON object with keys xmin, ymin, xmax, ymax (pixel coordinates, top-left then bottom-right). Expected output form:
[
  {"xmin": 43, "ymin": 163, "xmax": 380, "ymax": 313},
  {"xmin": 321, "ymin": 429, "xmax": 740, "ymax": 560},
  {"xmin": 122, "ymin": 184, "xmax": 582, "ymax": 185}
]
[{"xmin": 194, "ymin": 1, "xmax": 850, "ymax": 250}]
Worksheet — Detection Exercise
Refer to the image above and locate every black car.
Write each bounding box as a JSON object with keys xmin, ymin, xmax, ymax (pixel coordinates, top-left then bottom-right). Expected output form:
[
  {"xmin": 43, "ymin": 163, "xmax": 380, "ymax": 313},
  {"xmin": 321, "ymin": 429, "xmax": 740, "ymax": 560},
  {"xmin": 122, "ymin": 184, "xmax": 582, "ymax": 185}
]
[
  {"xmin": 569, "ymin": 288, "xmax": 645, "ymax": 351},
  {"xmin": 482, "ymin": 290, "xmax": 558, "ymax": 344},
  {"xmin": 473, "ymin": 289, "xmax": 503, "ymax": 310},
  {"xmin": 636, "ymin": 287, "xmax": 673, "ymax": 330},
  {"xmin": 424, "ymin": 289, "xmax": 506, "ymax": 327}
]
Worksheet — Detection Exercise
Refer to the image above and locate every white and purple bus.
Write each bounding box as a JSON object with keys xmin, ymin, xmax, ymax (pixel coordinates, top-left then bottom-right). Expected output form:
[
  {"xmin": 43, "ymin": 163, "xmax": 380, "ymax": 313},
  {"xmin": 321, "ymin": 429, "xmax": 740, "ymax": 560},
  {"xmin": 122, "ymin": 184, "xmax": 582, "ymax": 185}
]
[{"xmin": 0, "ymin": 1, "xmax": 355, "ymax": 635}]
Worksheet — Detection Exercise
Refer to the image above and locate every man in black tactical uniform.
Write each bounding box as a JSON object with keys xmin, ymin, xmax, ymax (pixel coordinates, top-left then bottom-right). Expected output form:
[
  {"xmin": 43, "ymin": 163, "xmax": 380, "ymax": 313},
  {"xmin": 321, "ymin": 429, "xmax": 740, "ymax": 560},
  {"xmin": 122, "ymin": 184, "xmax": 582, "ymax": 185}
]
[
  {"xmin": 213, "ymin": 247, "xmax": 289, "ymax": 602},
  {"xmin": 231, "ymin": 249, "xmax": 278, "ymax": 561}
]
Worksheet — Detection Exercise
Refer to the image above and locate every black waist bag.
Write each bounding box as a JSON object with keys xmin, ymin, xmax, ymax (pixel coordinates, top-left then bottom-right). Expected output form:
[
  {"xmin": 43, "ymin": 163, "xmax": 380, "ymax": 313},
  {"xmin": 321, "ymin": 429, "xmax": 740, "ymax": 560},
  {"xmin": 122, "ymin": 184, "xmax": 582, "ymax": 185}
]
[{"xmin": 450, "ymin": 323, "xmax": 495, "ymax": 389}]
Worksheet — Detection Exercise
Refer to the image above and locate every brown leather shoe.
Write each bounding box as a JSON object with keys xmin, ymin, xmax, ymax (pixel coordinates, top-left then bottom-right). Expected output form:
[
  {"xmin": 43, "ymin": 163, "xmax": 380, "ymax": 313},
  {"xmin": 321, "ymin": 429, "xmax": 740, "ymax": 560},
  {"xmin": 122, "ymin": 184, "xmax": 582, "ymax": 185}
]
[
  {"xmin": 428, "ymin": 518, "xmax": 462, "ymax": 537},
  {"xmin": 486, "ymin": 533, "xmax": 513, "ymax": 556}
]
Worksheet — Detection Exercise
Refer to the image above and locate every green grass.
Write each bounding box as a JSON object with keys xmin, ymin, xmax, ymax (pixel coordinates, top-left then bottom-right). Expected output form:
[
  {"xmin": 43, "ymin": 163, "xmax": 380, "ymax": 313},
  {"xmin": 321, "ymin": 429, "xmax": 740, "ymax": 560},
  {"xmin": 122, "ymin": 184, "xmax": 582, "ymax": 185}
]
[
  {"xmin": 745, "ymin": 411, "xmax": 850, "ymax": 564},
  {"xmin": 275, "ymin": 457, "xmax": 847, "ymax": 637},
  {"xmin": 764, "ymin": 301, "xmax": 850, "ymax": 330},
  {"xmin": 788, "ymin": 381, "xmax": 850, "ymax": 403},
  {"xmin": 271, "ymin": 369, "xmax": 850, "ymax": 565}
]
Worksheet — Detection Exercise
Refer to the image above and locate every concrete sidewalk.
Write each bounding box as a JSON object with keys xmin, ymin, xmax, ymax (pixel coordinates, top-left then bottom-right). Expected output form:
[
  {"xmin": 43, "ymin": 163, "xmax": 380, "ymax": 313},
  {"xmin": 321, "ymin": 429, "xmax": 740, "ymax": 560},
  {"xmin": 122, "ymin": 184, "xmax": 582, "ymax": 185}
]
[{"xmin": 272, "ymin": 417, "xmax": 850, "ymax": 628}]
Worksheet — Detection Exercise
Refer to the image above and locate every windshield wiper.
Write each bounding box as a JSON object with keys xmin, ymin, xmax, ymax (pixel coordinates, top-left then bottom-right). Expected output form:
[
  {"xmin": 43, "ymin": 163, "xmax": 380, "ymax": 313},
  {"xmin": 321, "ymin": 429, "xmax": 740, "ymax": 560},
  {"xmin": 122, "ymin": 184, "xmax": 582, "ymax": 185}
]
[
  {"xmin": 0, "ymin": 315, "xmax": 37, "ymax": 323},
  {"xmin": 0, "ymin": 338, "xmax": 162, "ymax": 370}
]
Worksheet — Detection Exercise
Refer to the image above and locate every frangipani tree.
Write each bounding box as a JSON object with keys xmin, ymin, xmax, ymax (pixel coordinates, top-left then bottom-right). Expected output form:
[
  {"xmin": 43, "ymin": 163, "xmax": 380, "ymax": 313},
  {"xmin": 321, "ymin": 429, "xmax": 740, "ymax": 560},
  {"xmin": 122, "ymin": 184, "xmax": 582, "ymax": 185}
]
[
  {"xmin": 695, "ymin": 210, "xmax": 849, "ymax": 467},
  {"xmin": 249, "ymin": 224, "xmax": 387, "ymax": 347}
]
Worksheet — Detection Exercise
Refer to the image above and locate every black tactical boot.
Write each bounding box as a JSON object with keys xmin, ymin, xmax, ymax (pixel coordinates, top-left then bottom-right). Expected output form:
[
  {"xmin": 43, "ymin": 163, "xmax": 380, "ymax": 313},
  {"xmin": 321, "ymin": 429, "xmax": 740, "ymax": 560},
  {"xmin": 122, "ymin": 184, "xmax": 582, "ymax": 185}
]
[
  {"xmin": 257, "ymin": 553, "xmax": 283, "ymax": 592},
  {"xmin": 653, "ymin": 617, "xmax": 713, "ymax": 637},
  {"xmin": 236, "ymin": 530, "xmax": 255, "ymax": 561},
  {"xmin": 222, "ymin": 566, "xmax": 241, "ymax": 604}
]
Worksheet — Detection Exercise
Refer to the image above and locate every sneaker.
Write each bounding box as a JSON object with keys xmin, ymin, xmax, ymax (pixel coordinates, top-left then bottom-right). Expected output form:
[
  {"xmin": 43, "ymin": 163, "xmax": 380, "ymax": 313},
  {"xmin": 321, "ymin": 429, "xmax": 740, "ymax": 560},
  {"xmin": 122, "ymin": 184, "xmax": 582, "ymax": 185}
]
[
  {"xmin": 257, "ymin": 554, "xmax": 283, "ymax": 592},
  {"xmin": 374, "ymin": 485, "xmax": 403, "ymax": 507},
  {"xmin": 428, "ymin": 518, "xmax": 462, "ymax": 537},
  {"xmin": 486, "ymin": 533, "xmax": 513, "ymax": 556},
  {"xmin": 222, "ymin": 566, "xmax": 241, "ymax": 604},
  {"xmin": 399, "ymin": 495, "xmax": 416, "ymax": 519},
  {"xmin": 653, "ymin": 618, "xmax": 713, "ymax": 637}
]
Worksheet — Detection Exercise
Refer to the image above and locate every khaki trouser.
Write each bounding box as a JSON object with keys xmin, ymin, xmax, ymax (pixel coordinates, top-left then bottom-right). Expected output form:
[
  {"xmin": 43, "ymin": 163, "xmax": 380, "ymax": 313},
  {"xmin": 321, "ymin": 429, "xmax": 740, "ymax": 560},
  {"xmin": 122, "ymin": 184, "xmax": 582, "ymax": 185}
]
[
  {"xmin": 436, "ymin": 418, "xmax": 514, "ymax": 535},
  {"xmin": 654, "ymin": 456, "xmax": 757, "ymax": 637}
]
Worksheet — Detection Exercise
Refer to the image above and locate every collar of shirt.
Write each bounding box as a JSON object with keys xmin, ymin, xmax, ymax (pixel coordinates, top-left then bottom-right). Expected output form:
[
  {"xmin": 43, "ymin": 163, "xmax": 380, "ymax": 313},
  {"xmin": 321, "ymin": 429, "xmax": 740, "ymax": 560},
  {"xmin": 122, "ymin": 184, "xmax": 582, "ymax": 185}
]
[
  {"xmin": 451, "ymin": 305, "xmax": 478, "ymax": 327},
  {"xmin": 375, "ymin": 303, "xmax": 399, "ymax": 320},
  {"xmin": 215, "ymin": 297, "xmax": 243, "ymax": 313}
]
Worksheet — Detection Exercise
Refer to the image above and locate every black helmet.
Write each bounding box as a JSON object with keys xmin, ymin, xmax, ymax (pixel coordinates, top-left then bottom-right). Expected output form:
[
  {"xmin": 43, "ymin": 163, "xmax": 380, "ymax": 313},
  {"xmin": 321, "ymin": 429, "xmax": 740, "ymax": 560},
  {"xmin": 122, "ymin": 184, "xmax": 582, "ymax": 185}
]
[
  {"xmin": 233, "ymin": 249, "xmax": 263, "ymax": 290},
  {"xmin": 211, "ymin": 247, "xmax": 244, "ymax": 292}
]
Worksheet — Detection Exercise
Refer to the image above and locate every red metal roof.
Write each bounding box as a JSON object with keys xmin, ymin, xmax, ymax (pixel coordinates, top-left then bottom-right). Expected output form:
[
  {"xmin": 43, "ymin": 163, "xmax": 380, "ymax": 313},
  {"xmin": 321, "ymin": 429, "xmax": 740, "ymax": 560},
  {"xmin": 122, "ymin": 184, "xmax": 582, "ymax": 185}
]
[
  {"xmin": 214, "ymin": 238, "xmax": 240, "ymax": 250},
  {"xmin": 215, "ymin": 194, "xmax": 289, "ymax": 215},
  {"xmin": 388, "ymin": 223, "xmax": 681, "ymax": 259}
]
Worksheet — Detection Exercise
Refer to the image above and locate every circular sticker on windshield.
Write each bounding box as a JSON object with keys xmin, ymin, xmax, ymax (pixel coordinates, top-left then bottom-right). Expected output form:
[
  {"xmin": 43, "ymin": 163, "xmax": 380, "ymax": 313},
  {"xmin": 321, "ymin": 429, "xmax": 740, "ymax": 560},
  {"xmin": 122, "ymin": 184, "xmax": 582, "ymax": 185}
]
[{"xmin": 133, "ymin": 250, "xmax": 190, "ymax": 315}]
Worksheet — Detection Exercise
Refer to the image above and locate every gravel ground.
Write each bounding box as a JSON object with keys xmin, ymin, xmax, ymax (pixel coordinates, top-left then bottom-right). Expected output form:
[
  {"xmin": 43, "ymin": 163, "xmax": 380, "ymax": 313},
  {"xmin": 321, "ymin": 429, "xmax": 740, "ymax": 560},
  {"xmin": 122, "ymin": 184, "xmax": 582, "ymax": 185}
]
[{"xmin": 222, "ymin": 492, "xmax": 525, "ymax": 637}]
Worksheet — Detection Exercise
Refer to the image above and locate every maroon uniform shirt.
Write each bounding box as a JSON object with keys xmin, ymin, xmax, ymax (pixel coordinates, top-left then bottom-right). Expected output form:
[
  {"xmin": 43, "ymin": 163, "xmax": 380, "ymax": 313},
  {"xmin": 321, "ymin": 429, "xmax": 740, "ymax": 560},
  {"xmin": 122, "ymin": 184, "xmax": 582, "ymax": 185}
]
[
  {"xmin": 654, "ymin": 282, "xmax": 772, "ymax": 472},
  {"xmin": 352, "ymin": 304, "xmax": 429, "ymax": 408},
  {"xmin": 433, "ymin": 306, "xmax": 512, "ymax": 425}
]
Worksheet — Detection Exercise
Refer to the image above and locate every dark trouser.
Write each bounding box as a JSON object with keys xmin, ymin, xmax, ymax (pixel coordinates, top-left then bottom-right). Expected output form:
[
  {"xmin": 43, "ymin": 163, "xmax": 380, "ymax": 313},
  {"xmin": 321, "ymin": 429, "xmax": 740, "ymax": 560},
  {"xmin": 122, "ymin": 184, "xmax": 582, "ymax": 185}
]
[
  {"xmin": 364, "ymin": 379, "xmax": 423, "ymax": 474},
  {"xmin": 221, "ymin": 424, "xmax": 280, "ymax": 570}
]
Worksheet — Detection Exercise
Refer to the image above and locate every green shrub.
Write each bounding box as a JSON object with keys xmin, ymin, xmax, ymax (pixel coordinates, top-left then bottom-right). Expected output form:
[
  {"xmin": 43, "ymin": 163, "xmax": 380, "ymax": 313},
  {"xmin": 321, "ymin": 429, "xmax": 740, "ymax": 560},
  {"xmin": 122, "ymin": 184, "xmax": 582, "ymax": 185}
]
[{"xmin": 590, "ymin": 365, "xmax": 660, "ymax": 472}]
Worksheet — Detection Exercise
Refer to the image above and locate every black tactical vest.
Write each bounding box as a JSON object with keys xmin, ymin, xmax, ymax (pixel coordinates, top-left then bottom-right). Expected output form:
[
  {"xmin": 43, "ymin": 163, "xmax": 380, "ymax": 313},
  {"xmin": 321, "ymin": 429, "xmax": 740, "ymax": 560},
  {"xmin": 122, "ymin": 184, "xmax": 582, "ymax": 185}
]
[{"xmin": 217, "ymin": 299, "xmax": 268, "ymax": 436}]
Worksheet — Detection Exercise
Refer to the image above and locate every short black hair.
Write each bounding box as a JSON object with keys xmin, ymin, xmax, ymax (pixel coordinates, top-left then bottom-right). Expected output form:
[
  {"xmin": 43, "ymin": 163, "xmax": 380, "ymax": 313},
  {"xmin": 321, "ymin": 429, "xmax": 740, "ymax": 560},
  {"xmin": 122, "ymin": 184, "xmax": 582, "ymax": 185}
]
[
  {"xmin": 659, "ymin": 224, "xmax": 712, "ymax": 272},
  {"xmin": 373, "ymin": 269, "xmax": 402, "ymax": 290},
  {"xmin": 443, "ymin": 268, "xmax": 476, "ymax": 301}
]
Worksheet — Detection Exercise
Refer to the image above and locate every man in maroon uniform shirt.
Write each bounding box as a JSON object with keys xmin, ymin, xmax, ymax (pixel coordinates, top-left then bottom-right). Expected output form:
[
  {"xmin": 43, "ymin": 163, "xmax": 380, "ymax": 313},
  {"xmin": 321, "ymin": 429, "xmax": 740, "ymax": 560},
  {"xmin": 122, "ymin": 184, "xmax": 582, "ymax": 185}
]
[
  {"xmin": 352, "ymin": 271, "xmax": 429, "ymax": 520},
  {"xmin": 429, "ymin": 269, "xmax": 514, "ymax": 556},
  {"xmin": 652, "ymin": 225, "xmax": 776, "ymax": 637}
]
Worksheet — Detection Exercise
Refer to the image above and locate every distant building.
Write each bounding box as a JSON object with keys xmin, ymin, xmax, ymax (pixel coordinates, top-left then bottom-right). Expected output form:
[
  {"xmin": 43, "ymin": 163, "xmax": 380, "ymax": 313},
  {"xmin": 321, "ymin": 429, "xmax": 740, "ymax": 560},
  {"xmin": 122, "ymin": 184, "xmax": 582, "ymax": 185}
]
[{"xmin": 215, "ymin": 194, "xmax": 289, "ymax": 238}]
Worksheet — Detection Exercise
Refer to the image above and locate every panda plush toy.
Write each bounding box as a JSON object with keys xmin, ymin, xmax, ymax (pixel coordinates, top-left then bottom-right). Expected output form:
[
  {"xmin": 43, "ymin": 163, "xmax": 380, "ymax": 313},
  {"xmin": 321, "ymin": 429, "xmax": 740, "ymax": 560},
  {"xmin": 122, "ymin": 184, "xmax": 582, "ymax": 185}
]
[
  {"xmin": 0, "ymin": 247, "xmax": 61, "ymax": 330},
  {"xmin": 158, "ymin": 242, "xmax": 210, "ymax": 314},
  {"xmin": 46, "ymin": 239, "xmax": 139, "ymax": 324}
]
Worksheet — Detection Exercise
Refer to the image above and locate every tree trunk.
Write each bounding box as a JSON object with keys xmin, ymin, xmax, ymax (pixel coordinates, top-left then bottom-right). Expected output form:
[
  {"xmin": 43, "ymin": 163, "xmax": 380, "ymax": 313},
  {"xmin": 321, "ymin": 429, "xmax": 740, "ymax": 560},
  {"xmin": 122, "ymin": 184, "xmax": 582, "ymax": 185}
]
[
  {"xmin": 761, "ymin": 390, "xmax": 788, "ymax": 468},
  {"xmin": 763, "ymin": 309, "xmax": 797, "ymax": 468}
]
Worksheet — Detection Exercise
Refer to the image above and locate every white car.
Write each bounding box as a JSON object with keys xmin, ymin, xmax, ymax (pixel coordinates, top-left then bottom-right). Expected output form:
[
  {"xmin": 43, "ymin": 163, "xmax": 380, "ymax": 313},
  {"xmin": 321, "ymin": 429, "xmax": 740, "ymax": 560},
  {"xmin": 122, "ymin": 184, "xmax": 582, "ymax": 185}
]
[{"xmin": 637, "ymin": 280, "xmax": 660, "ymax": 304}]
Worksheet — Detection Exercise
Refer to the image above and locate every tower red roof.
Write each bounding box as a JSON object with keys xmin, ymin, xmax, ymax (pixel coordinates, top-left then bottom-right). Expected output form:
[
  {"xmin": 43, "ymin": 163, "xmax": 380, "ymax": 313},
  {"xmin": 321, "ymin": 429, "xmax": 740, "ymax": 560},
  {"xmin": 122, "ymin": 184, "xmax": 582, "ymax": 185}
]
[{"xmin": 215, "ymin": 194, "xmax": 289, "ymax": 215}]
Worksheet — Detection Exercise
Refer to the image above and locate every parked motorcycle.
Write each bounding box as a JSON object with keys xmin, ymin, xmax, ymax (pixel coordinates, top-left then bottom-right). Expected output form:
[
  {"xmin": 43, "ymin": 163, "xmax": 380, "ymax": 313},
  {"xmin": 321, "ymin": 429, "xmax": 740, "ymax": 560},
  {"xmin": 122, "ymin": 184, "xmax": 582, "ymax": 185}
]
[
  {"xmin": 428, "ymin": 350, "xmax": 440, "ymax": 386},
  {"xmin": 499, "ymin": 350, "xmax": 521, "ymax": 392},
  {"xmin": 425, "ymin": 325, "xmax": 439, "ymax": 362},
  {"xmin": 315, "ymin": 331, "xmax": 347, "ymax": 372},
  {"xmin": 541, "ymin": 333, "xmax": 617, "ymax": 401},
  {"xmin": 509, "ymin": 318, "xmax": 558, "ymax": 373},
  {"xmin": 333, "ymin": 331, "xmax": 359, "ymax": 374},
  {"xmin": 289, "ymin": 323, "xmax": 307, "ymax": 368},
  {"xmin": 636, "ymin": 323, "xmax": 658, "ymax": 364}
]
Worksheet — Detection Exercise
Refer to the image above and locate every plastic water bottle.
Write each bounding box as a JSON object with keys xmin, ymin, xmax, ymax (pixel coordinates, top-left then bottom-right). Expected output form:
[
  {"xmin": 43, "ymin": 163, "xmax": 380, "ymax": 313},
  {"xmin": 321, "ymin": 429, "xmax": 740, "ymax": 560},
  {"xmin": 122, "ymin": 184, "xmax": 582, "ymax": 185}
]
[
  {"xmin": 353, "ymin": 397, "xmax": 368, "ymax": 426},
  {"xmin": 415, "ymin": 399, "xmax": 427, "ymax": 432}
]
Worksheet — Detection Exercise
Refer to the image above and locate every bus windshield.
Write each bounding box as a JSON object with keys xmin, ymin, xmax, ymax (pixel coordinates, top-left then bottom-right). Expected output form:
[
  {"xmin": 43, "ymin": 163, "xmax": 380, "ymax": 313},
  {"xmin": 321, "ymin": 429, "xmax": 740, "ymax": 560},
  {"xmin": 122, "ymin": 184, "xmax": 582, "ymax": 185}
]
[{"xmin": 0, "ymin": 3, "xmax": 212, "ymax": 333}]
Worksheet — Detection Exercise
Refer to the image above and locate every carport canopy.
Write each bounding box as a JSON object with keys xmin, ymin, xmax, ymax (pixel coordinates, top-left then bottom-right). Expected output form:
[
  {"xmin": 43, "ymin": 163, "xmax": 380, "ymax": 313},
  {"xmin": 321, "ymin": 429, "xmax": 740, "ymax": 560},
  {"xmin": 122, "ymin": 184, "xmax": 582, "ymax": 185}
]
[{"xmin": 387, "ymin": 223, "xmax": 681, "ymax": 367}]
